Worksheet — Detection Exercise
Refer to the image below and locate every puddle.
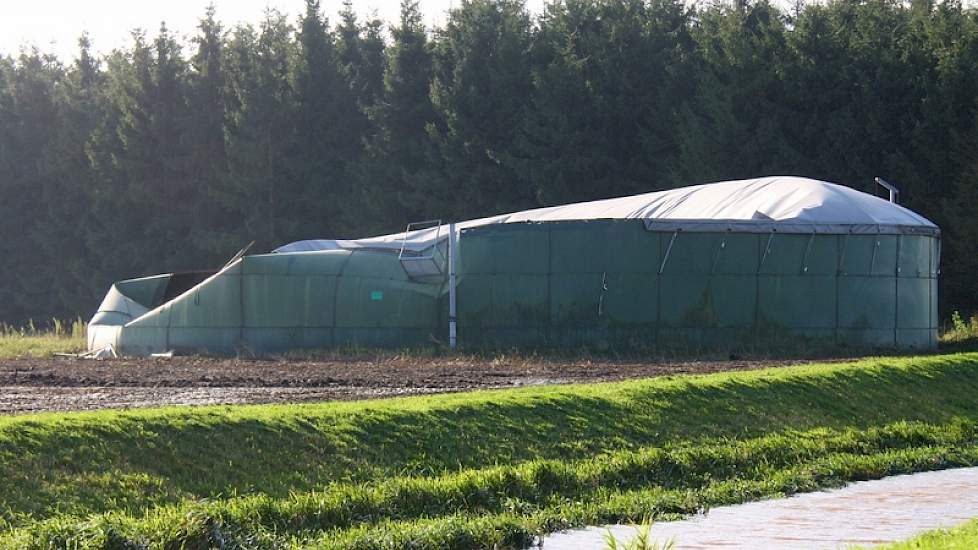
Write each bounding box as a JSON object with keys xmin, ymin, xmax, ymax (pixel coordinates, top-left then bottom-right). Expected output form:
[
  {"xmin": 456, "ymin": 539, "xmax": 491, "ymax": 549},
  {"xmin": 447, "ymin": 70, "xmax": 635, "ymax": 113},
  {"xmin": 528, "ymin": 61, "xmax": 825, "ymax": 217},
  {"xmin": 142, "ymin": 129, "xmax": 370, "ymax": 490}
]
[{"xmin": 542, "ymin": 467, "xmax": 978, "ymax": 549}]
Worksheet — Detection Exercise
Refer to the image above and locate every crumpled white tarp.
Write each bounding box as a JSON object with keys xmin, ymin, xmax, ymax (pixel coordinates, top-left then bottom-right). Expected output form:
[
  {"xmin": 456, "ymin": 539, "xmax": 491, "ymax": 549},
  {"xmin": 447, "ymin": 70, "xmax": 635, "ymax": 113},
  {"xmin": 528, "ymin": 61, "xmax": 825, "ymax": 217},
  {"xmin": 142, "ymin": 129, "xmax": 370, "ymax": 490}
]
[{"xmin": 274, "ymin": 176, "xmax": 939, "ymax": 254}]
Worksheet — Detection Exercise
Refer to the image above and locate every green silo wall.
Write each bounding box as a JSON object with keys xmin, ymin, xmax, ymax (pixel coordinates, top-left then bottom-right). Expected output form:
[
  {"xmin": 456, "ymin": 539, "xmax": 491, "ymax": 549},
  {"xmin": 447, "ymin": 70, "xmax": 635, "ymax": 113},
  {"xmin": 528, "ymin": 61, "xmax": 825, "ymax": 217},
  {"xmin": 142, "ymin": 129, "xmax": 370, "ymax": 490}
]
[
  {"xmin": 93, "ymin": 219, "xmax": 938, "ymax": 355},
  {"xmin": 454, "ymin": 220, "xmax": 938, "ymax": 350},
  {"xmin": 114, "ymin": 249, "xmax": 442, "ymax": 355}
]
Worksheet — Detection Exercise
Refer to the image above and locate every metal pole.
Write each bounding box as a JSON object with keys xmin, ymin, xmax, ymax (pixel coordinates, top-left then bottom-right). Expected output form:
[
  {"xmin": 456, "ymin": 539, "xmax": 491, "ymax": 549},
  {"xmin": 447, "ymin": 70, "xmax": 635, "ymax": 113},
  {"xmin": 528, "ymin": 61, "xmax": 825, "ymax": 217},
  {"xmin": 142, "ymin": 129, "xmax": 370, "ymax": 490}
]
[
  {"xmin": 875, "ymin": 177, "xmax": 899, "ymax": 204},
  {"xmin": 448, "ymin": 223, "xmax": 458, "ymax": 350}
]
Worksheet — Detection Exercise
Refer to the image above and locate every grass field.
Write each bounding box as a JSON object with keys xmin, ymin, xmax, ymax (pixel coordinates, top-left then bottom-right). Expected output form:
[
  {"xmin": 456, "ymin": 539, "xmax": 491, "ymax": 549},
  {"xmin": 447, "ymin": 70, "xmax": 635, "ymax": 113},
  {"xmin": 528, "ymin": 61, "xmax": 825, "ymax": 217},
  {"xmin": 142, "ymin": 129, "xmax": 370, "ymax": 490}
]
[
  {"xmin": 0, "ymin": 334, "xmax": 85, "ymax": 358},
  {"xmin": 0, "ymin": 352, "xmax": 977, "ymax": 548},
  {"xmin": 0, "ymin": 320, "xmax": 85, "ymax": 358}
]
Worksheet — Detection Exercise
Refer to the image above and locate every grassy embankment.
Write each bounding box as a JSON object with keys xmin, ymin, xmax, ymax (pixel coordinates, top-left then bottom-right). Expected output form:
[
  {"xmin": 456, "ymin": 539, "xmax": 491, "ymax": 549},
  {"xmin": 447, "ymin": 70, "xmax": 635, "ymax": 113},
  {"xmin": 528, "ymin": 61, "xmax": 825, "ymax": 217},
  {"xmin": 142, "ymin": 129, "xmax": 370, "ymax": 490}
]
[{"xmin": 0, "ymin": 353, "xmax": 977, "ymax": 548}]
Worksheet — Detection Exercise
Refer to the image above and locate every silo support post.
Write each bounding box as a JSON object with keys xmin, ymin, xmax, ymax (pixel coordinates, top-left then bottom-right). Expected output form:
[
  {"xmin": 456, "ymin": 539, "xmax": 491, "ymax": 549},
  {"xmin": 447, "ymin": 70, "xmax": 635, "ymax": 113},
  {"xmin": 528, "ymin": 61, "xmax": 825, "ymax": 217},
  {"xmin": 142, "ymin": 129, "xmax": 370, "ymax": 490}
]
[{"xmin": 449, "ymin": 223, "xmax": 458, "ymax": 350}]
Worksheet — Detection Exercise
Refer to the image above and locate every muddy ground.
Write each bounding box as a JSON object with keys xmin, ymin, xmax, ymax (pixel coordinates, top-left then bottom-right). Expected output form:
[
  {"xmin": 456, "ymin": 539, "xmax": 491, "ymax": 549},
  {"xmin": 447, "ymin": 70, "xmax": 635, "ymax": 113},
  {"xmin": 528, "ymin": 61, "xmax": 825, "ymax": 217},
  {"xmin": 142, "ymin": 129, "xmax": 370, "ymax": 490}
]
[{"xmin": 0, "ymin": 355, "xmax": 832, "ymax": 414}]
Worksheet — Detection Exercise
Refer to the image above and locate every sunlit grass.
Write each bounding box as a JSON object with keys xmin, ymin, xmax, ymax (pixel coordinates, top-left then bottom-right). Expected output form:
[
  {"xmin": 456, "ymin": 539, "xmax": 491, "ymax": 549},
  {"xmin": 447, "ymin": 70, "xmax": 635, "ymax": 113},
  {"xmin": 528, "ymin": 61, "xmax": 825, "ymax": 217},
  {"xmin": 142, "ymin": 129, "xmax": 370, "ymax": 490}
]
[
  {"xmin": 868, "ymin": 518, "xmax": 978, "ymax": 549},
  {"xmin": 941, "ymin": 311, "xmax": 978, "ymax": 346},
  {"xmin": 0, "ymin": 318, "xmax": 86, "ymax": 357},
  {"xmin": 1, "ymin": 353, "xmax": 978, "ymax": 548}
]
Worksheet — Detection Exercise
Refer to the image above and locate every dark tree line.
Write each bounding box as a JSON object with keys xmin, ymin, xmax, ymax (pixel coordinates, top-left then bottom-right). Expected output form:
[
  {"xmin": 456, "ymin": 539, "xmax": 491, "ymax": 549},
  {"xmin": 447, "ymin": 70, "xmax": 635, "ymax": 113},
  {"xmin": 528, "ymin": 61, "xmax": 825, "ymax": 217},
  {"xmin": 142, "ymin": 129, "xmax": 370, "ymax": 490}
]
[{"xmin": 1, "ymin": 0, "xmax": 977, "ymax": 325}]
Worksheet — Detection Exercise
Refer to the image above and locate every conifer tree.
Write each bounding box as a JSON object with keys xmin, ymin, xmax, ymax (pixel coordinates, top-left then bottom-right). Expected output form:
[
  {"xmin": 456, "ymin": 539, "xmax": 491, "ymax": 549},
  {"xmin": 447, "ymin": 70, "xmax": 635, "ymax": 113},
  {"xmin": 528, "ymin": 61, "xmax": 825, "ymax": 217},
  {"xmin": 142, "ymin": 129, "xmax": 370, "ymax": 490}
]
[
  {"xmin": 1, "ymin": 0, "xmax": 978, "ymax": 322},
  {"xmin": 522, "ymin": 0, "xmax": 695, "ymax": 205},
  {"xmin": 223, "ymin": 11, "xmax": 296, "ymax": 250},
  {"xmin": 0, "ymin": 51, "xmax": 62, "ymax": 320},
  {"xmin": 673, "ymin": 1, "xmax": 801, "ymax": 184},
  {"xmin": 290, "ymin": 0, "xmax": 362, "ymax": 238},
  {"xmin": 38, "ymin": 35, "xmax": 105, "ymax": 315},
  {"xmin": 188, "ymin": 4, "xmax": 234, "ymax": 255},
  {"xmin": 360, "ymin": 0, "xmax": 439, "ymax": 231},
  {"xmin": 429, "ymin": 0, "xmax": 535, "ymax": 219}
]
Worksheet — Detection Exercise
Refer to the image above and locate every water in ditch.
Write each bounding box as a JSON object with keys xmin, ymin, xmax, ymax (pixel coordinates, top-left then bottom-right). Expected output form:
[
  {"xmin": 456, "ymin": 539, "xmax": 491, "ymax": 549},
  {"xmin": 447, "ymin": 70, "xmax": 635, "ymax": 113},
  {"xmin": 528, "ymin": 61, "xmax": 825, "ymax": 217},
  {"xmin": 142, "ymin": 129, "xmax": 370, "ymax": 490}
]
[{"xmin": 542, "ymin": 467, "xmax": 978, "ymax": 549}]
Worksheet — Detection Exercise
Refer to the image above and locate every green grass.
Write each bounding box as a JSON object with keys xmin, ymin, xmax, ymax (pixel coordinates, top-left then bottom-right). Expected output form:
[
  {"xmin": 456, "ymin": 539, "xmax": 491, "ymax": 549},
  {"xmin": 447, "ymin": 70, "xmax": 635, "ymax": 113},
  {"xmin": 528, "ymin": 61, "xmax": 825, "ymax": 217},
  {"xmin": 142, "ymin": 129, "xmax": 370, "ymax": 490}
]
[
  {"xmin": 942, "ymin": 311, "xmax": 978, "ymax": 347},
  {"xmin": 0, "ymin": 333, "xmax": 86, "ymax": 357},
  {"xmin": 0, "ymin": 318, "xmax": 86, "ymax": 357},
  {"xmin": 869, "ymin": 519, "xmax": 978, "ymax": 549},
  {"xmin": 2, "ymin": 353, "xmax": 978, "ymax": 548}
]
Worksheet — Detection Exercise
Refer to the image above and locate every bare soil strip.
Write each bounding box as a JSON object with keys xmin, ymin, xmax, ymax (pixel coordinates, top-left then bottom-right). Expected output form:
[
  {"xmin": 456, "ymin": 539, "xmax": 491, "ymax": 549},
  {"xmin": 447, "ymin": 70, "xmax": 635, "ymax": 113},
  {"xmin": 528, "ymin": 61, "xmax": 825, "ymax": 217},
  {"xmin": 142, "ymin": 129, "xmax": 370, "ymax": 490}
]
[{"xmin": 0, "ymin": 356, "xmax": 831, "ymax": 413}]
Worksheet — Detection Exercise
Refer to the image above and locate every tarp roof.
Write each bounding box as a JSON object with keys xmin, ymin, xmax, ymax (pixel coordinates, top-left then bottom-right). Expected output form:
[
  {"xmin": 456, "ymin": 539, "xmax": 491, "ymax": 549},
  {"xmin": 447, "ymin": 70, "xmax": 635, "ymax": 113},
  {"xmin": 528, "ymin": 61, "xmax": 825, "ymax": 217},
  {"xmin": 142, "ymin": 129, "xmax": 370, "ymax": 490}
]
[{"xmin": 274, "ymin": 176, "xmax": 939, "ymax": 254}]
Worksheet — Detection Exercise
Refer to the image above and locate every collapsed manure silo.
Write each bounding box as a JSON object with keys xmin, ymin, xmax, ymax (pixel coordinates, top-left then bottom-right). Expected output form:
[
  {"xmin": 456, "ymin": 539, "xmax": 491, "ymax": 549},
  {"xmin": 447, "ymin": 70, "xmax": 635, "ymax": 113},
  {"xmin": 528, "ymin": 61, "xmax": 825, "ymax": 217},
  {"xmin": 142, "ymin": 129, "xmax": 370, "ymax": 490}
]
[{"xmin": 88, "ymin": 176, "xmax": 940, "ymax": 355}]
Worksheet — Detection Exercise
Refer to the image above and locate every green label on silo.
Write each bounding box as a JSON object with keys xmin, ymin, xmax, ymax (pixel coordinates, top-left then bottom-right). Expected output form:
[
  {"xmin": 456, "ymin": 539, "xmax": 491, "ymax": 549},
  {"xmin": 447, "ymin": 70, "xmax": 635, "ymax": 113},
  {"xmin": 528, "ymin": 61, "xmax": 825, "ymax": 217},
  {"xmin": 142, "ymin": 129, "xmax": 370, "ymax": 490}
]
[{"xmin": 370, "ymin": 290, "xmax": 384, "ymax": 301}]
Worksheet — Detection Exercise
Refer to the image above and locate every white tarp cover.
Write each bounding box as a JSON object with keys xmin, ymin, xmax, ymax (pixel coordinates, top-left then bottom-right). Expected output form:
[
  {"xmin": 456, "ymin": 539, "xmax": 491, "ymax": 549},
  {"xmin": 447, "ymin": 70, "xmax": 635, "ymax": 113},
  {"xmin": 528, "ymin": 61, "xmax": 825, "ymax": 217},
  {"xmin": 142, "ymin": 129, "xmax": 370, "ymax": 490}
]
[{"xmin": 274, "ymin": 176, "xmax": 939, "ymax": 254}]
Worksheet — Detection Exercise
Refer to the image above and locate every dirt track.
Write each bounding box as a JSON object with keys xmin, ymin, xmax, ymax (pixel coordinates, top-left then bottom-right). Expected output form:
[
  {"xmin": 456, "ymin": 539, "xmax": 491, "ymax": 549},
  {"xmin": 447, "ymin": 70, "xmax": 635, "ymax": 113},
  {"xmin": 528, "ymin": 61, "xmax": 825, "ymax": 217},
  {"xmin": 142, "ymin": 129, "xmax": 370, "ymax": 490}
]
[{"xmin": 0, "ymin": 355, "xmax": 827, "ymax": 414}]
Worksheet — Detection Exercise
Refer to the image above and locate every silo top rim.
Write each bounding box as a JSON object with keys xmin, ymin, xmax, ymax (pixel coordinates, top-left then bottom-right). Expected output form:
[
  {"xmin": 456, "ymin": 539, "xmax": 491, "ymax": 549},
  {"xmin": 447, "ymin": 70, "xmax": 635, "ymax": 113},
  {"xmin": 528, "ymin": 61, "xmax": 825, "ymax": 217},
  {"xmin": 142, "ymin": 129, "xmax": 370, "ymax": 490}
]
[{"xmin": 275, "ymin": 176, "xmax": 939, "ymax": 254}]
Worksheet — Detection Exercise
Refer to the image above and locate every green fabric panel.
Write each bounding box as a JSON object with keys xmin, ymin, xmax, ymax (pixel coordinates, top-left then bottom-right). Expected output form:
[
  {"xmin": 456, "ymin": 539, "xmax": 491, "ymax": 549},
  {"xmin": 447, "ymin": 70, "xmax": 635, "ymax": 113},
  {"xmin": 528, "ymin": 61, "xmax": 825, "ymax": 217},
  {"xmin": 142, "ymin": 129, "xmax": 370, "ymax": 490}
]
[
  {"xmin": 114, "ymin": 274, "xmax": 170, "ymax": 308},
  {"xmin": 658, "ymin": 275, "xmax": 711, "ymax": 327},
  {"xmin": 710, "ymin": 275, "xmax": 757, "ymax": 327},
  {"xmin": 785, "ymin": 328, "xmax": 836, "ymax": 340},
  {"xmin": 458, "ymin": 223, "xmax": 550, "ymax": 275},
  {"xmin": 757, "ymin": 275, "xmax": 835, "ymax": 329},
  {"xmin": 549, "ymin": 222, "xmax": 610, "ymax": 274},
  {"xmin": 127, "ymin": 299, "xmax": 172, "ymax": 328},
  {"xmin": 837, "ymin": 328, "xmax": 895, "ymax": 347},
  {"xmin": 549, "ymin": 221, "xmax": 658, "ymax": 274},
  {"xmin": 898, "ymin": 235, "xmax": 930, "ymax": 278},
  {"xmin": 243, "ymin": 328, "xmax": 334, "ymax": 351},
  {"xmin": 90, "ymin": 311, "xmax": 132, "ymax": 326},
  {"xmin": 456, "ymin": 274, "xmax": 493, "ymax": 328},
  {"xmin": 839, "ymin": 236, "xmax": 875, "ymax": 276},
  {"xmin": 492, "ymin": 224, "xmax": 549, "ymax": 274},
  {"xmin": 117, "ymin": 326, "xmax": 169, "ymax": 355},
  {"xmin": 547, "ymin": 327, "xmax": 655, "ymax": 348},
  {"xmin": 341, "ymin": 251, "xmax": 410, "ymax": 279},
  {"xmin": 458, "ymin": 230, "xmax": 495, "ymax": 274},
  {"xmin": 335, "ymin": 277, "xmax": 438, "ymax": 328},
  {"xmin": 455, "ymin": 273, "xmax": 549, "ymax": 329},
  {"xmin": 550, "ymin": 273, "xmax": 602, "ymax": 326},
  {"xmin": 759, "ymin": 235, "xmax": 808, "ymax": 275},
  {"xmin": 602, "ymin": 272, "xmax": 657, "ymax": 325},
  {"xmin": 166, "ymin": 327, "xmax": 239, "ymax": 354},
  {"xmin": 872, "ymin": 236, "xmax": 899, "ymax": 276},
  {"xmin": 100, "ymin": 223, "xmax": 939, "ymax": 354},
  {"xmin": 242, "ymin": 275, "xmax": 336, "ymax": 328},
  {"xmin": 333, "ymin": 328, "xmax": 439, "ymax": 347},
  {"xmin": 167, "ymin": 266, "xmax": 242, "ymax": 328},
  {"xmin": 605, "ymin": 222, "xmax": 659, "ymax": 273},
  {"xmin": 803, "ymin": 236, "xmax": 838, "ymax": 275},
  {"xmin": 660, "ymin": 233, "xmax": 713, "ymax": 274},
  {"xmin": 897, "ymin": 278, "xmax": 930, "ymax": 329},
  {"xmin": 838, "ymin": 276, "xmax": 896, "ymax": 329},
  {"xmin": 459, "ymin": 327, "xmax": 549, "ymax": 347},
  {"xmin": 657, "ymin": 327, "xmax": 755, "ymax": 349},
  {"xmin": 395, "ymin": 281, "xmax": 441, "ymax": 328},
  {"xmin": 658, "ymin": 275, "xmax": 754, "ymax": 329},
  {"xmin": 896, "ymin": 329, "xmax": 933, "ymax": 348},
  {"xmin": 244, "ymin": 250, "xmax": 350, "ymax": 276},
  {"xmin": 713, "ymin": 234, "xmax": 759, "ymax": 275},
  {"xmin": 490, "ymin": 274, "xmax": 549, "ymax": 327},
  {"xmin": 334, "ymin": 277, "xmax": 372, "ymax": 327}
]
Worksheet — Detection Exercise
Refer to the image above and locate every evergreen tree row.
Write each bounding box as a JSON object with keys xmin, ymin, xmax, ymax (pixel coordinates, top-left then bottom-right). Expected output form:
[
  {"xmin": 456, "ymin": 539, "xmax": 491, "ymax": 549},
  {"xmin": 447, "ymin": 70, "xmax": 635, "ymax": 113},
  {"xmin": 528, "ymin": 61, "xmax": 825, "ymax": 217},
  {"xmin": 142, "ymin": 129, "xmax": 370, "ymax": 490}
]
[{"xmin": 1, "ymin": 0, "xmax": 977, "ymax": 325}]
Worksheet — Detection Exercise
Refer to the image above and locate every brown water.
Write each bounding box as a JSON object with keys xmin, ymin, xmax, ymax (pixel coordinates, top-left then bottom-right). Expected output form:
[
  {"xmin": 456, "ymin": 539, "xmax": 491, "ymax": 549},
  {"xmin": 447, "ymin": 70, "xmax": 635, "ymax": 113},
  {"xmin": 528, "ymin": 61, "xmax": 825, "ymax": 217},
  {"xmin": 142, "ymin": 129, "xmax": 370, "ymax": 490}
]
[{"xmin": 542, "ymin": 467, "xmax": 978, "ymax": 549}]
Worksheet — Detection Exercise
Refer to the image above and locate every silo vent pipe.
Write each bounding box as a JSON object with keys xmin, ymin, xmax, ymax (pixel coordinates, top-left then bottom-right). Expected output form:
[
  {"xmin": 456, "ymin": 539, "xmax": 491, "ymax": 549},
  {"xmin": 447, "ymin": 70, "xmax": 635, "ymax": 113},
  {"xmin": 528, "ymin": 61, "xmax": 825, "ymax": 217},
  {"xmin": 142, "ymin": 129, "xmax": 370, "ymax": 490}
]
[{"xmin": 875, "ymin": 177, "xmax": 899, "ymax": 204}]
